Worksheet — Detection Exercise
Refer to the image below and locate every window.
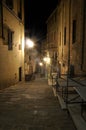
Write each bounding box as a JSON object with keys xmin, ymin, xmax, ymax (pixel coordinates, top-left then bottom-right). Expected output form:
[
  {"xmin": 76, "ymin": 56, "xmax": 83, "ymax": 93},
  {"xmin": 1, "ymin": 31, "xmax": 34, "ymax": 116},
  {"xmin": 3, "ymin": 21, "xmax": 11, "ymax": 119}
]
[
  {"xmin": 54, "ymin": 31, "xmax": 56, "ymax": 41},
  {"xmin": 55, "ymin": 52, "xmax": 57, "ymax": 61},
  {"xmin": 59, "ymin": 32, "xmax": 61, "ymax": 46},
  {"xmin": 3, "ymin": 25, "xmax": 8, "ymax": 44},
  {"xmin": 0, "ymin": 1, "xmax": 3, "ymax": 37},
  {"xmin": 3, "ymin": 25, "xmax": 14, "ymax": 50},
  {"xmin": 8, "ymin": 29, "xmax": 13, "ymax": 50},
  {"xmin": 72, "ymin": 20, "xmax": 76, "ymax": 43},
  {"xmin": 18, "ymin": 0, "xmax": 22, "ymax": 19},
  {"xmin": 6, "ymin": 0, "xmax": 13, "ymax": 10},
  {"xmin": 64, "ymin": 27, "xmax": 66, "ymax": 45},
  {"xmin": 63, "ymin": 63, "xmax": 65, "ymax": 67}
]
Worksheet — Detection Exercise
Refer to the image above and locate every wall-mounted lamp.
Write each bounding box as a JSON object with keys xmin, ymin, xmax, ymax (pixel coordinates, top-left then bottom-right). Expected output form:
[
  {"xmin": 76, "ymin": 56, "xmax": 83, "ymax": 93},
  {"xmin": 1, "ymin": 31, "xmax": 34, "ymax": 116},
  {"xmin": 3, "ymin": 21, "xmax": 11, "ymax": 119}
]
[
  {"xmin": 25, "ymin": 38, "xmax": 34, "ymax": 48},
  {"xmin": 39, "ymin": 62, "xmax": 43, "ymax": 66},
  {"xmin": 43, "ymin": 57, "xmax": 50, "ymax": 64}
]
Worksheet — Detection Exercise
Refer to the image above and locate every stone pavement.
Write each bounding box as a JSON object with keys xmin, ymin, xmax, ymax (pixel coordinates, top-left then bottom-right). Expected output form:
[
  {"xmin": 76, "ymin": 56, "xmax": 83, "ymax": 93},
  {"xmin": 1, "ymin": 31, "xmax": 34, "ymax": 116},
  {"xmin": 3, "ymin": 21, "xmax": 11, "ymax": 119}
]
[{"xmin": 0, "ymin": 77, "xmax": 76, "ymax": 130}]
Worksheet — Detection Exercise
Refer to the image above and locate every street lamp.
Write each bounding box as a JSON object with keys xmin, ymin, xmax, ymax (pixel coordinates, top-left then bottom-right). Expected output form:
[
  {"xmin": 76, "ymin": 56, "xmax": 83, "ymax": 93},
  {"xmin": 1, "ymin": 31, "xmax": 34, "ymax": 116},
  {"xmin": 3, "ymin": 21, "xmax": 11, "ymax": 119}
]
[
  {"xmin": 26, "ymin": 38, "xmax": 34, "ymax": 48},
  {"xmin": 43, "ymin": 57, "xmax": 50, "ymax": 64},
  {"xmin": 39, "ymin": 62, "xmax": 43, "ymax": 66}
]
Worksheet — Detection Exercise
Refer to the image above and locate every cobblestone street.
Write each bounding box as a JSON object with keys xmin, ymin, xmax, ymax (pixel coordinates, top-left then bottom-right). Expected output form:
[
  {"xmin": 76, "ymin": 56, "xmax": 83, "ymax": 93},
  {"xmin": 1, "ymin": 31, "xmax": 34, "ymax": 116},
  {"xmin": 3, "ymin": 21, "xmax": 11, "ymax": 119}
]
[{"xmin": 0, "ymin": 78, "xmax": 76, "ymax": 130}]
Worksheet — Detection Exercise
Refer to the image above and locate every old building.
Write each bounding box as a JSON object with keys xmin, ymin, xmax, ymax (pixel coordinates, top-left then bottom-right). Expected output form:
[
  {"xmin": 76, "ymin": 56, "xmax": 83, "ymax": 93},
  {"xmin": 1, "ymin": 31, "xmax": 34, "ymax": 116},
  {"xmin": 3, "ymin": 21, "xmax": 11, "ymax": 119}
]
[
  {"xmin": 46, "ymin": 8, "xmax": 58, "ymax": 74},
  {"xmin": 0, "ymin": 0, "xmax": 24, "ymax": 89},
  {"xmin": 46, "ymin": 0, "xmax": 86, "ymax": 76}
]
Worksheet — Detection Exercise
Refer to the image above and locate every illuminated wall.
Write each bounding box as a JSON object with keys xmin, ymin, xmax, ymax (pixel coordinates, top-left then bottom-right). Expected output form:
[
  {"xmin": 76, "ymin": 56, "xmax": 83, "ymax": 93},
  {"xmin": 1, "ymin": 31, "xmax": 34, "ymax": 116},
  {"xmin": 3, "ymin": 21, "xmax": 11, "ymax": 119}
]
[
  {"xmin": 0, "ymin": 0, "xmax": 24, "ymax": 89},
  {"xmin": 46, "ymin": 8, "xmax": 58, "ymax": 73},
  {"xmin": 47, "ymin": 0, "xmax": 86, "ymax": 75}
]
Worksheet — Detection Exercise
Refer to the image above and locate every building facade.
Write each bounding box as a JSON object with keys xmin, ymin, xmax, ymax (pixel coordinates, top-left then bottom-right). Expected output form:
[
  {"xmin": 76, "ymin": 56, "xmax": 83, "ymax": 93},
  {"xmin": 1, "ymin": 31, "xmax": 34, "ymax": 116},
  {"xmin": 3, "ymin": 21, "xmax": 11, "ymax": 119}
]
[
  {"xmin": 46, "ymin": 0, "xmax": 86, "ymax": 76},
  {"xmin": 0, "ymin": 0, "xmax": 24, "ymax": 89},
  {"xmin": 46, "ymin": 8, "xmax": 58, "ymax": 74}
]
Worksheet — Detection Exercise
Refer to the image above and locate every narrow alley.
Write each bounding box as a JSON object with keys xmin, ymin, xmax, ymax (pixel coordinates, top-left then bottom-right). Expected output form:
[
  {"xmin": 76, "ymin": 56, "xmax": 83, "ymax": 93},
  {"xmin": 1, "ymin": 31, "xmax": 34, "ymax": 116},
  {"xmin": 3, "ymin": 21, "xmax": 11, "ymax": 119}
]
[{"xmin": 0, "ymin": 77, "xmax": 76, "ymax": 130}]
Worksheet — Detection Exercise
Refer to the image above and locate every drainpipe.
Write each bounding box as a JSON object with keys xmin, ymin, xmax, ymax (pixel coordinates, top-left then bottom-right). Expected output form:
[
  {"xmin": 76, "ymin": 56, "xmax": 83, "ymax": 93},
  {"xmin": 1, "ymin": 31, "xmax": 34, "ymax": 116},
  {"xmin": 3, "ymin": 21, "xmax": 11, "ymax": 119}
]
[
  {"xmin": 81, "ymin": 0, "xmax": 85, "ymax": 71},
  {"xmin": 66, "ymin": 0, "xmax": 71, "ymax": 106}
]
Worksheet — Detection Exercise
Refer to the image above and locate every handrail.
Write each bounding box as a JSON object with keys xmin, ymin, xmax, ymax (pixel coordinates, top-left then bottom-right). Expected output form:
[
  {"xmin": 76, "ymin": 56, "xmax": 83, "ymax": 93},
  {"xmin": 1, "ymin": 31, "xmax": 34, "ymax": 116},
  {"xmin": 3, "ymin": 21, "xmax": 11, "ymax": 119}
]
[{"xmin": 69, "ymin": 78, "xmax": 85, "ymax": 87}]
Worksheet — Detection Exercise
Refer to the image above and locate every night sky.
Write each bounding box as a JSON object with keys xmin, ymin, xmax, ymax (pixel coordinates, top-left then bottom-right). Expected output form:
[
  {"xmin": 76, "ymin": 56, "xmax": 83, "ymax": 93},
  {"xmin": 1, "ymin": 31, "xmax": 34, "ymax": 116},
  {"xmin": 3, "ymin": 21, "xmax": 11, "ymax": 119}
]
[{"xmin": 24, "ymin": 0, "xmax": 59, "ymax": 40}]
